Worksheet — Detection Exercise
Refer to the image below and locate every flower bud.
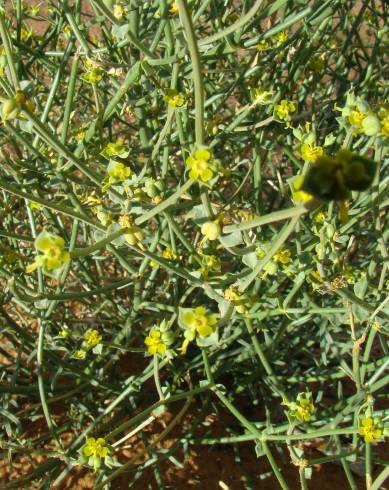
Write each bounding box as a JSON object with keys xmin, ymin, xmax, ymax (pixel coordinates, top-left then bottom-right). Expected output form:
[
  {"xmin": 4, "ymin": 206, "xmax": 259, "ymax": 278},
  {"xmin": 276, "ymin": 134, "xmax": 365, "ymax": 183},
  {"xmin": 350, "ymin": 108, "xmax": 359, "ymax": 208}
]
[{"xmin": 201, "ymin": 221, "xmax": 221, "ymax": 241}]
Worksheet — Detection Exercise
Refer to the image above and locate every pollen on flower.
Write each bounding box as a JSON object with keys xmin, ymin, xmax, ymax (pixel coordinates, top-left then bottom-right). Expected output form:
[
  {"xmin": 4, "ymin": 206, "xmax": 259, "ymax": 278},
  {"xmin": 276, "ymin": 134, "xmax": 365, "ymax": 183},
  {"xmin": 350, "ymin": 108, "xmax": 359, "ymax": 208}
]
[
  {"xmin": 301, "ymin": 143, "xmax": 324, "ymax": 162},
  {"xmin": 186, "ymin": 148, "xmax": 214, "ymax": 182}
]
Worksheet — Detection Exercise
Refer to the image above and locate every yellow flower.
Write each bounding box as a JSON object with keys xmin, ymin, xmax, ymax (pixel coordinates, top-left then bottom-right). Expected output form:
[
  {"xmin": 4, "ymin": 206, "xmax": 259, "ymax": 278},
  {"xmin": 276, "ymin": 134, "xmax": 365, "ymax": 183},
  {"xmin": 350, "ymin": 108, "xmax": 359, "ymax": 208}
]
[
  {"xmin": 144, "ymin": 329, "xmax": 167, "ymax": 355},
  {"xmin": 359, "ymin": 417, "xmax": 384, "ymax": 443},
  {"xmin": 103, "ymin": 139, "xmax": 128, "ymax": 158},
  {"xmin": 163, "ymin": 89, "xmax": 185, "ymax": 108},
  {"xmin": 59, "ymin": 327, "xmax": 71, "ymax": 338},
  {"xmin": 81, "ymin": 437, "xmax": 112, "ymax": 470},
  {"xmin": 301, "ymin": 143, "xmax": 324, "ymax": 162},
  {"xmin": 273, "ymin": 248, "xmax": 292, "ymax": 265},
  {"xmin": 162, "ymin": 247, "xmax": 177, "ymax": 260},
  {"xmin": 20, "ymin": 28, "xmax": 33, "ymax": 42},
  {"xmin": 186, "ymin": 148, "xmax": 214, "ymax": 182},
  {"xmin": 107, "ymin": 161, "xmax": 131, "ymax": 181},
  {"xmin": 314, "ymin": 210, "xmax": 327, "ymax": 223},
  {"xmin": 182, "ymin": 306, "xmax": 217, "ymax": 338},
  {"xmin": 113, "ymin": 4, "xmax": 126, "ymax": 19},
  {"xmin": 81, "ymin": 68, "xmax": 103, "ymax": 84},
  {"xmin": 224, "ymin": 288, "xmax": 248, "ymax": 315},
  {"xmin": 274, "ymin": 99, "xmax": 296, "ymax": 123},
  {"xmin": 201, "ymin": 221, "xmax": 221, "ymax": 241},
  {"xmin": 169, "ymin": 2, "xmax": 179, "ymax": 14},
  {"xmin": 291, "ymin": 176, "xmax": 312, "ymax": 203},
  {"xmin": 84, "ymin": 329, "xmax": 102, "ymax": 348},
  {"xmin": 118, "ymin": 215, "xmax": 144, "ymax": 247},
  {"xmin": 347, "ymin": 110, "xmax": 365, "ymax": 131},
  {"xmin": 275, "ymin": 31, "xmax": 288, "ymax": 44},
  {"xmin": 74, "ymin": 349, "xmax": 87, "ymax": 359},
  {"xmin": 256, "ymin": 40, "xmax": 270, "ymax": 52},
  {"xmin": 286, "ymin": 394, "xmax": 314, "ymax": 422},
  {"xmin": 27, "ymin": 231, "xmax": 70, "ymax": 274},
  {"xmin": 251, "ymin": 88, "xmax": 273, "ymax": 106}
]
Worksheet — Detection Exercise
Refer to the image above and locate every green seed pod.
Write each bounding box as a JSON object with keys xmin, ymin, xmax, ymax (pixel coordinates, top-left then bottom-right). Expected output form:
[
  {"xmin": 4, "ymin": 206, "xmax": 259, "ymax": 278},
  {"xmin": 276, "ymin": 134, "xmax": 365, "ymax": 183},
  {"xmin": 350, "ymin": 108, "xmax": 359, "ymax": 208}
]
[{"xmin": 362, "ymin": 114, "xmax": 381, "ymax": 136}]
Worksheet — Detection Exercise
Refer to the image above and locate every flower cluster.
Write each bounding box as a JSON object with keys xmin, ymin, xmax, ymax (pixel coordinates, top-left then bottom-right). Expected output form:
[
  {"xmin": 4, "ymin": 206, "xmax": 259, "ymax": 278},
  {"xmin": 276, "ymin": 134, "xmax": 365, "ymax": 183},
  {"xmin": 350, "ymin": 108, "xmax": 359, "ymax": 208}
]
[
  {"xmin": 144, "ymin": 320, "xmax": 175, "ymax": 356},
  {"xmin": 274, "ymin": 99, "xmax": 296, "ymax": 125},
  {"xmin": 337, "ymin": 93, "xmax": 386, "ymax": 137},
  {"xmin": 74, "ymin": 329, "xmax": 103, "ymax": 359}
]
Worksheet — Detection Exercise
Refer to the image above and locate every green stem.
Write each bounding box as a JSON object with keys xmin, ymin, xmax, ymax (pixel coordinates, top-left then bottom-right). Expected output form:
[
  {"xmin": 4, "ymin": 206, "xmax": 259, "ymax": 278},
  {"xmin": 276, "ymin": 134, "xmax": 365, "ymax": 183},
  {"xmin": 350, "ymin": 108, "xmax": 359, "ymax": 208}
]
[{"xmin": 177, "ymin": 0, "xmax": 204, "ymax": 146}]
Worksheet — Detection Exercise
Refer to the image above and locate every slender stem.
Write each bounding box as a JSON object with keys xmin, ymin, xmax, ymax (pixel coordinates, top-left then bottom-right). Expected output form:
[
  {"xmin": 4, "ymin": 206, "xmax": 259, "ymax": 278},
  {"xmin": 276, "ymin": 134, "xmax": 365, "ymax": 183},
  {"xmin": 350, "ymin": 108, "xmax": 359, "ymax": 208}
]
[
  {"xmin": 177, "ymin": 0, "xmax": 204, "ymax": 145},
  {"xmin": 153, "ymin": 355, "xmax": 165, "ymax": 401},
  {"xmin": 0, "ymin": 11, "xmax": 20, "ymax": 89}
]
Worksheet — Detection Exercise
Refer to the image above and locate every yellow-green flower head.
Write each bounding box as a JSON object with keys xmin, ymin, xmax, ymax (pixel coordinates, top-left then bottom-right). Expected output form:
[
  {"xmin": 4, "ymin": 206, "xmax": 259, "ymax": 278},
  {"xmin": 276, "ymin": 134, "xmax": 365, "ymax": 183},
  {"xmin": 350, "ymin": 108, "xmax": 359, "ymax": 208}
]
[
  {"xmin": 250, "ymin": 88, "xmax": 273, "ymax": 106},
  {"xmin": 182, "ymin": 306, "xmax": 217, "ymax": 338},
  {"xmin": 224, "ymin": 288, "xmax": 249, "ymax": 315},
  {"xmin": 144, "ymin": 329, "xmax": 167, "ymax": 355},
  {"xmin": 186, "ymin": 148, "xmax": 214, "ymax": 182},
  {"xmin": 107, "ymin": 160, "xmax": 132, "ymax": 181},
  {"xmin": 275, "ymin": 30, "xmax": 288, "ymax": 44},
  {"xmin": 74, "ymin": 349, "xmax": 87, "ymax": 359},
  {"xmin": 273, "ymin": 248, "xmax": 292, "ymax": 265},
  {"xmin": 286, "ymin": 393, "xmax": 314, "ymax": 422},
  {"xmin": 201, "ymin": 254, "xmax": 220, "ymax": 271},
  {"xmin": 28, "ymin": 231, "xmax": 70, "ymax": 275},
  {"xmin": 103, "ymin": 139, "xmax": 128, "ymax": 158},
  {"xmin": 113, "ymin": 3, "xmax": 126, "ymax": 19},
  {"xmin": 339, "ymin": 93, "xmax": 381, "ymax": 137},
  {"xmin": 82, "ymin": 437, "xmax": 111, "ymax": 471},
  {"xmin": 169, "ymin": 1, "xmax": 179, "ymax": 14},
  {"xmin": 118, "ymin": 215, "xmax": 144, "ymax": 247},
  {"xmin": 201, "ymin": 220, "xmax": 221, "ymax": 241},
  {"xmin": 1, "ymin": 97, "xmax": 21, "ymax": 122},
  {"xmin": 378, "ymin": 108, "xmax": 389, "ymax": 137},
  {"xmin": 84, "ymin": 329, "xmax": 102, "ymax": 348},
  {"xmin": 301, "ymin": 143, "xmax": 324, "ymax": 162},
  {"xmin": 163, "ymin": 89, "xmax": 185, "ymax": 108},
  {"xmin": 256, "ymin": 40, "xmax": 270, "ymax": 52},
  {"xmin": 162, "ymin": 247, "xmax": 177, "ymax": 260},
  {"xmin": 274, "ymin": 99, "xmax": 296, "ymax": 123},
  {"xmin": 358, "ymin": 417, "xmax": 384, "ymax": 443},
  {"xmin": 81, "ymin": 68, "xmax": 103, "ymax": 84}
]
